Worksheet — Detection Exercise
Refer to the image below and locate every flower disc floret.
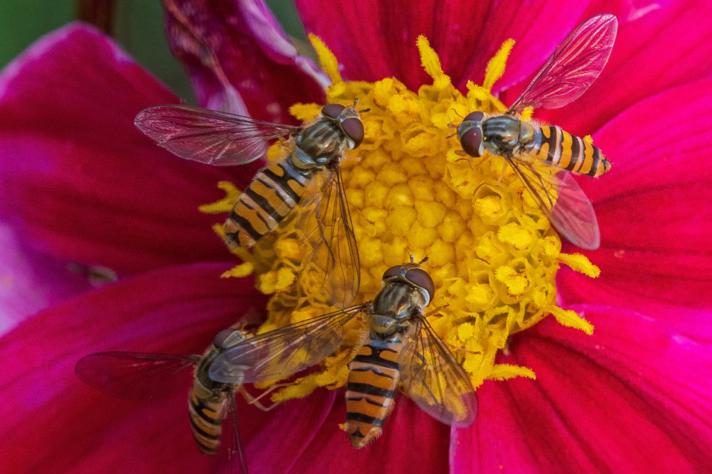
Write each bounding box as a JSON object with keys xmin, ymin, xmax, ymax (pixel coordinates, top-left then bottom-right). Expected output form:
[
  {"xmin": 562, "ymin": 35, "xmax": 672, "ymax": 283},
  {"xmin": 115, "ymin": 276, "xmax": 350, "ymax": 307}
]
[{"xmin": 203, "ymin": 35, "xmax": 600, "ymax": 399}]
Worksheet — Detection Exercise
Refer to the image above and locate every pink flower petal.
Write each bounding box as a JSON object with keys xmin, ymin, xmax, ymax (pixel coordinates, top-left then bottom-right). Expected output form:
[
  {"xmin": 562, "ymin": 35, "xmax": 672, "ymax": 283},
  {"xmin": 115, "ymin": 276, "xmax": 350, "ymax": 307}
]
[
  {"xmin": 246, "ymin": 389, "xmax": 337, "ymax": 474},
  {"xmin": 0, "ymin": 23, "xmax": 240, "ymax": 275},
  {"xmin": 296, "ymin": 0, "xmax": 590, "ymax": 92},
  {"xmin": 557, "ymin": 271, "xmax": 712, "ymax": 341},
  {"xmin": 0, "ymin": 263, "xmax": 290, "ymax": 473},
  {"xmin": 558, "ymin": 80, "xmax": 712, "ymax": 312},
  {"xmin": 163, "ymin": 0, "xmax": 325, "ymax": 122},
  {"xmin": 451, "ymin": 305, "xmax": 712, "ymax": 473},
  {"xmin": 289, "ymin": 395, "xmax": 450, "ymax": 473},
  {"xmin": 0, "ymin": 223, "xmax": 92, "ymax": 333},
  {"xmin": 534, "ymin": 0, "xmax": 712, "ymax": 135}
]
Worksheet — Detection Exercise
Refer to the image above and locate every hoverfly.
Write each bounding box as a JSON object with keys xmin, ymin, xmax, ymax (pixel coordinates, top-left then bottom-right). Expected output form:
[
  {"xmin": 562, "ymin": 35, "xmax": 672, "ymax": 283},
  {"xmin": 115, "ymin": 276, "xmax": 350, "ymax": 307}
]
[
  {"xmin": 207, "ymin": 261, "xmax": 477, "ymax": 448},
  {"xmin": 134, "ymin": 102, "xmax": 364, "ymax": 306},
  {"xmin": 457, "ymin": 14, "xmax": 618, "ymax": 250},
  {"xmin": 75, "ymin": 325, "xmax": 285, "ymax": 472}
]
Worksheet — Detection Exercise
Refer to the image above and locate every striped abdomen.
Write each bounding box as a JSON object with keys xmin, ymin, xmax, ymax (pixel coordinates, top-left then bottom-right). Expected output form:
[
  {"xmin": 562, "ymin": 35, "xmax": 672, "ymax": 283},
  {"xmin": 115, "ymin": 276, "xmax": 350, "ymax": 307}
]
[
  {"xmin": 344, "ymin": 338, "xmax": 403, "ymax": 448},
  {"xmin": 223, "ymin": 159, "xmax": 311, "ymax": 249},
  {"xmin": 188, "ymin": 381, "xmax": 229, "ymax": 454},
  {"xmin": 534, "ymin": 125, "xmax": 611, "ymax": 177}
]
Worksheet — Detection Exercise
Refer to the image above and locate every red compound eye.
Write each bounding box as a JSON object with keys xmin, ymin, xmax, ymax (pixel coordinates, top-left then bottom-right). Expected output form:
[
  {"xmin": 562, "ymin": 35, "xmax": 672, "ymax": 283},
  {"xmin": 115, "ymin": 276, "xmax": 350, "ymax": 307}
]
[
  {"xmin": 459, "ymin": 126, "xmax": 483, "ymax": 157},
  {"xmin": 383, "ymin": 265, "xmax": 406, "ymax": 281},
  {"xmin": 340, "ymin": 117, "xmax": 364, "ymax": 147},
  {"xmin": 322, "ymin": 103, "xmax": 345, "ymax": 119},
  {"xmin": 405, "ymin": 268, "xmax": 435, "ymax": 301}
]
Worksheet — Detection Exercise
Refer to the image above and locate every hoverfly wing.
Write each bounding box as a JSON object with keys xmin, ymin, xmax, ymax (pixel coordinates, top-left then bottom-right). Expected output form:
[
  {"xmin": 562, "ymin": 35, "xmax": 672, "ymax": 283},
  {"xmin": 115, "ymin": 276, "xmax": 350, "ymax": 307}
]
[
  {"xmin": 219, "ymin": 395, "xmax": 248, "ymax": 474},
  {"xmin": 75, "ymin": 352, "xmax": 200, "ymax": 400},
  {"xmin": 399, "ymin": 315, "xmax": 477, "ymax": 427},
  {"xmin": 209, "ymin": 304, "xmax": 369, "ymax": 385},
  {"xmin": 134, "ymin": 105, "xmax": 298, "ymax": 166},
  {"xmin": 508, "ymin": 14, "xmax": 618, "ymax": 114},
  {"xmin": 507, "ymin": 157, "xmax": 600, "ymax": 249},
  {"xmin": 298, "ymin": 166, "xmax": 361, "ymax": 308}
]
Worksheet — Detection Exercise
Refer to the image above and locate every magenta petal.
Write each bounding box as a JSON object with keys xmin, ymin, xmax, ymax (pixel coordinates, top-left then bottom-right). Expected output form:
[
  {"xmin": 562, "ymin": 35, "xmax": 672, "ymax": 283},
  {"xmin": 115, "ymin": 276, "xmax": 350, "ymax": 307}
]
[
  {"xmin": 0, "ymin": 263, "xmax": 271, "ymax": 473},
  {"xmin": 558, "ymin": 80, "xmax": 712, "ymax": 311},
  {"xmin": 163, "ymin": 0, "xmax": 325, "ymax": 122},
  {"xmin": 452, "ymin": 305, "xmax": 712, "ymax": 473},
  {"xmin": 296, "ymin": 0, "xmax": 590, "ymax": 91},
  {"xmin": 539, "ymin": 0, "xmax": 712, "ymax": 134},
  {"xmin": 245, "ymin": 390, "xmax": 337, "ymax": 474},
  {"xmin": 0, "ymin": 223, "xmax": 92, "ymax": 332},
  {"xmin": 0, "ymin": 23, "xmax": 239, "ymax": 275},
  {"xmin": 289, "ymin": 396, "xmax": 449, "ymax": 473}
]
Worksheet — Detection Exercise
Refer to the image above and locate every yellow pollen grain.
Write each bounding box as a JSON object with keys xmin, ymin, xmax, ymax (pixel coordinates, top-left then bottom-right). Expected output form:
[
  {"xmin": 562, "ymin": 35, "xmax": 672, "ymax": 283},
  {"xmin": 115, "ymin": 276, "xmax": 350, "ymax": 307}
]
[{"xmin": 204, "ymin": 36, "xmax": 602, "ymax": 400}]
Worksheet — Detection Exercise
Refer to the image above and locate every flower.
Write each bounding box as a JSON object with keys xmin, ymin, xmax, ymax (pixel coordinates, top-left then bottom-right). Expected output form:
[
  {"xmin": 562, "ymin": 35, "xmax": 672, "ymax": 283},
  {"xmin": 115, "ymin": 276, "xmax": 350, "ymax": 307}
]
[{"xmin": 1, "ymin": 1, "xmax": 712, "ymax": 473}]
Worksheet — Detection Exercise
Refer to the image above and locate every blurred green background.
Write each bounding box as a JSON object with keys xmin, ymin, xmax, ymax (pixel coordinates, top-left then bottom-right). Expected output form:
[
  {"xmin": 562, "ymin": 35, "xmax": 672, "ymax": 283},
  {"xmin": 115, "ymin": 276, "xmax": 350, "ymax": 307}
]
[{"xmin": 0, "ymin": 0, "xmax": 306, "ymax": 100}]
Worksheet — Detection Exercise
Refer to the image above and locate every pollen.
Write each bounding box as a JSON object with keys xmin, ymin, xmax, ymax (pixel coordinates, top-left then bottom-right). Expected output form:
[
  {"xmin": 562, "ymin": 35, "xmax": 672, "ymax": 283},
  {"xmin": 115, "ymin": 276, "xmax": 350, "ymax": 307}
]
[{"xmin": 202, "ymin": 35, "xmax": 601, "ymax": 399}]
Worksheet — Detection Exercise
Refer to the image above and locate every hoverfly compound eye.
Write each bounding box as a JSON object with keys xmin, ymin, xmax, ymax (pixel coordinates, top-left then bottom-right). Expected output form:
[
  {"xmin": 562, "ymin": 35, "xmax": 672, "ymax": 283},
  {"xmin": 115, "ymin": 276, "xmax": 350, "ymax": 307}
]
[
  {"xmin": 340, "ymin": 117, "xmax": 364, "ymax": 148},
  {"xmin": 405, "ymin": 268, "xmax": 435, "ymax": 302},
  {"xmin": 383, "ymin": 265, "xmax": 406, "ymax": 281},
  {"xmin": 458, "ymin": 111, "xmax": 485, "ymax": 158},
  {"xmin": 460, "ymin": 126, "xmax": 483, "ymax": 157},
  {"xmin": 322, "ymin": 103, "xmax": 346, "ymax": 119},
  {"xmin": 463, "ymin": 111, "xmax": 485, "ymax": 123},
  {"xmin": 213, "ymin": 328, "xmax": 234, "ymax": 349}
]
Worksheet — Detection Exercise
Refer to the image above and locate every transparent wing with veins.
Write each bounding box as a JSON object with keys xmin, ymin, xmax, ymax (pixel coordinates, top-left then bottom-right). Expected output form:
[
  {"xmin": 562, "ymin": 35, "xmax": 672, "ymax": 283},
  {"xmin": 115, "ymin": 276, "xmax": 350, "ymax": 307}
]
[
  {"xmin": 509, "ymin": 14, "xmax": 618, "ymax": 114},
  {"xmin": 399, "ymin": 314, "xmax": 477, "ymax": 427},
  {"xmin": 75, "ymin": 352, "xmax": 200, "ymax": 400},
  {"xmin": 209, "ymin": 304, "xmax": 369, "ymax": 385},
  {"xmin": 507, "ymin": 157, "xmax": 600, "ymax": 249},
  {"xmin": 134, "ymin": 105, "xmax": 299, "ymax": 166},
  {"xmin": 296, "ymin": 166, "xmax": 361, "ymax": 308}
]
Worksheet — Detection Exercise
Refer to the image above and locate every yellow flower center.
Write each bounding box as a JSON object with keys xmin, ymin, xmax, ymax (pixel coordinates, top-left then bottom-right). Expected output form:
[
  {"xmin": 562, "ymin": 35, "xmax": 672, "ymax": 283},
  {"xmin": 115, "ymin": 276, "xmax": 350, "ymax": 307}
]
[{"xmin": 201, "ymin": 35, "xmax": 600, "ymax": 401}]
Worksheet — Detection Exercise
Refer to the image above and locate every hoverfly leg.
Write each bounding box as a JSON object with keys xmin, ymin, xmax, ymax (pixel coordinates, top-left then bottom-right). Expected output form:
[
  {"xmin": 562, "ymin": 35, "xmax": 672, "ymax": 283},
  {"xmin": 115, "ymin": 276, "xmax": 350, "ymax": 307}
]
[
  {"xmin": 226, "ymin": 394, "xmax": 248, "ymax": 474},
  {"xmin": 238, "ymin": 384, "xmax": 287, "ymax": 412}
]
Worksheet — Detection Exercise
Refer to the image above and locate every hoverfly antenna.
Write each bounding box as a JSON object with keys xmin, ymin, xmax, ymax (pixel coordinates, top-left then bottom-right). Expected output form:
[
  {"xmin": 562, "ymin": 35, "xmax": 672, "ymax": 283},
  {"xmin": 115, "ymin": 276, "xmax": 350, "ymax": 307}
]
[
  {"xmin": 417, "ymin": 256, "xmax": 429, "ymax": 265},
  {"xmin": 359, "ymin": 108, "xmax": 371, "ymax": 114},
  {"xmin": 352, "ymin": 97, "xmax": 360, "ymax": 107}
]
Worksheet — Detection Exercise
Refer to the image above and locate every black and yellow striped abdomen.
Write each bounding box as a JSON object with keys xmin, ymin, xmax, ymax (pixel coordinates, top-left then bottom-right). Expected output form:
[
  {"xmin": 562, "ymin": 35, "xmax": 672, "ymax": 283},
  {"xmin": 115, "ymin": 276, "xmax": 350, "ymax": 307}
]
[
  {"xmin": 344, "ymin": 338, "xmax": 403, "ymax": 448},
  {"xmin": 223, "ymin": 158, "xmax": 311, "ymax": 249},
  {"xmin": 188, "ymin": 380, "xmax": 229, "ymax": 454},
  {"xmin": 535, "ymin": 125, "xmax": 611, "ymax": 177}
]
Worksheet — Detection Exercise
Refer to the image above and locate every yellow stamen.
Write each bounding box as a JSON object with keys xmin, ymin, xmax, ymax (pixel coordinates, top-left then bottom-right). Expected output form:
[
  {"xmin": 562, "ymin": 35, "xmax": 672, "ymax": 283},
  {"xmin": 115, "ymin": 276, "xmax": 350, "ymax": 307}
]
[
  {"xmin": 483, "ymin": 38, "xmax": 515, "ymax": 91},
  {"xmin": 416, "ymin": 35, "xmax": 452, "ymax": 90},
  {"xmin": 490, "ymin": 364, "xmax": 537, "ymax": 381},
  {"xmin": 559, "ymin": 253, "xmax": 601, "ymax": 278},
  {"xmin": 309, "ymin": 34, "xmax": 342, "ymax": 84},
  {"xmin": 203, "ymin": 36, "xmax": 601, "ymax": 400},
  {"xmin": 550, "ymin": 306, "xmax": 594, "ymax": 336},
  {"xmin": 198, "ymin": 181, "xmax": 240, "ymax": 214}
]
